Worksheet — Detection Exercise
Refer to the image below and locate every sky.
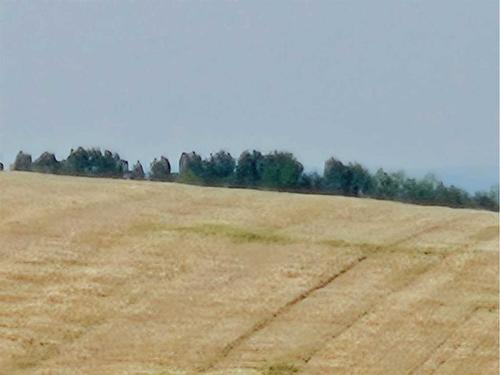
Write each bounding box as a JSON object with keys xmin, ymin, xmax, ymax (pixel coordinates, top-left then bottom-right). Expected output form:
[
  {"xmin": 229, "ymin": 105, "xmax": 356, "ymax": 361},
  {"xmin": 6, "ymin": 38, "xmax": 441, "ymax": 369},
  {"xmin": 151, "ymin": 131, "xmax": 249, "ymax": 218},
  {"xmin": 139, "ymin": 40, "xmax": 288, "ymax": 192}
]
[{"xmin": 0, "ymin": 0, "xmax": 498, "ymax": 192}]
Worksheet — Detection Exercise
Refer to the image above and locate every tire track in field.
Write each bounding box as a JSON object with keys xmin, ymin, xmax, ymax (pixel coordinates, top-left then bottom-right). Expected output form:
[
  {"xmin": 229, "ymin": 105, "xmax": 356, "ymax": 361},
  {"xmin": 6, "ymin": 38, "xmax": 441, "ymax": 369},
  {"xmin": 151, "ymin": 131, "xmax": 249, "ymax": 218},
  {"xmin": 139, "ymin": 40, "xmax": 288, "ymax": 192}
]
[
  {"xmin": 299, "ymin": 253, "xmax": 444, "ymax": 365},
  {"xmin": 212, "ymin": 245, "xmax": 446, "ymax": 371},
  {"xmin": 198, "ymin": 255, "xmax": 368, "ymax": 373},
  {"xmin": 389, "ymin": 216, "xmax": 467, "ymax": 247},
  {"xmin": 302, "ymin": 235, "xmax": 493, "ymax": 373},
  {"xmin": 207, "ymin": 220, "xmax": 484, "ymax": 372},
  {"xmin": 408, "ymin": 306, "xmax": 493, "ymax": 375}
]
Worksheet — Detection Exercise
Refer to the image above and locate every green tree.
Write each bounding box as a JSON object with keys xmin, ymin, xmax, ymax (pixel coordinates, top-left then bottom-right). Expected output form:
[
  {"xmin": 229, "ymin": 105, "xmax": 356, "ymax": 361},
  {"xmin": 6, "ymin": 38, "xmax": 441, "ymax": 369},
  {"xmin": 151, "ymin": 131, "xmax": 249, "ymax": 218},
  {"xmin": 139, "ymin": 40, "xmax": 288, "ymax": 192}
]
[
  {"xmin": 204, "ymin": 150, "xmax": 235, "ymax": 183},
  {"xmin": 473, "ymin": 185, "xmax": 499, "ymax": 211},
  {"xmin": 373, "ymin": 169, "xmax": 405, "ymax": 199},
  {"xmin": 236, "ymin": 150, "xmax": 265, "ymax": 186},
  {"xmin": 323, "ymin": 157, "xmax": 346, "ymax": 193},
  {"xmin": 63, "ymin": 147, "xmax": 89, "ymax": 175},
  {"xmin": 261, "ymin": 151, "xmax": 303, "ymax": 189},
  {"xmin": 62, "ymin": 147, "xmax": 126, "ymax": 177},
  {"xmin": 346, "ymin": 163, "xmax": 374, "ymax": 196},
  {"xmin": 298, "ymin": 172, "xmax": 323, "ymax": 191}
]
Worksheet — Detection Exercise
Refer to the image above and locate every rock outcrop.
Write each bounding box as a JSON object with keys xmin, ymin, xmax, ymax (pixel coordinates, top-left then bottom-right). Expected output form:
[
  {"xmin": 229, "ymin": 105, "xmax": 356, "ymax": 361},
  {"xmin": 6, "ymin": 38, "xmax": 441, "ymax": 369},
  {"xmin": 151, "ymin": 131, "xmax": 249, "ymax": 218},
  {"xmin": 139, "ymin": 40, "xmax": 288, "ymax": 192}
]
[
  {"xmin": 179, "ymin": 152, "xmax": 202, "ymax": 175},
  {"xmin": 12, "ymin": 151, "xmax": 32, "ymax": 171},
  {"xmin": 150, "ymin": 156, "xmax": 171, "ymax": 181},
  {"xmin": 32, "ymin": 152, "xmax": 60, "ymax": 174},
  {"xmin": 130, "ymin": 161, "xmax": 145, "ymax": 180}
]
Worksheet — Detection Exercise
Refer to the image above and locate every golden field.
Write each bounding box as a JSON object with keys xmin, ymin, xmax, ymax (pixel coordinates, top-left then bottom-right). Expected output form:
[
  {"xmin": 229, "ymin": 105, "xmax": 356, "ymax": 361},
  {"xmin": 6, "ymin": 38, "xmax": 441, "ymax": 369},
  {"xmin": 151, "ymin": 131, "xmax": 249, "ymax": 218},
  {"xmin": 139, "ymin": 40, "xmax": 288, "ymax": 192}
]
[{"xmin": 0, "ymin": 171, "xmax": 498, "ymax": 375}]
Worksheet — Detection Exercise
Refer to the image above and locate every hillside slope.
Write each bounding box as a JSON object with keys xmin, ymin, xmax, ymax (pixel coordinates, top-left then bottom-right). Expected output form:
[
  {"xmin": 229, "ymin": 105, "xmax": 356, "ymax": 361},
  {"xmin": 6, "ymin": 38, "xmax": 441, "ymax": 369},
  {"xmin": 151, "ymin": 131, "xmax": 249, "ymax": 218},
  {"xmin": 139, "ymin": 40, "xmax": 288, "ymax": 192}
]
[{"xmin": 0, "ymin": 172, "xmax": 498, "ymax": 374}]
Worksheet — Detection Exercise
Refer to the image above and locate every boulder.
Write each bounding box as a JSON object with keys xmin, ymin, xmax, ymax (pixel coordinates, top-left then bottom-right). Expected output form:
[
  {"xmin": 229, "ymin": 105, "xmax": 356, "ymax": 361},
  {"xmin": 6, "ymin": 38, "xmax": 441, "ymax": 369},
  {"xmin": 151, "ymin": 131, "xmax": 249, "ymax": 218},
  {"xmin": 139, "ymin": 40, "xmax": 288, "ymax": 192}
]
[
  {"xmin": 150, "ymin": 156, "xmax": 171, "ymax": 181},
  {"xmin": 130, "ymin": 161, "xmax": 145, "ymax": 180},
  {"xmin": 32, "ymin": 152, "xmax": 60, "ymax": 174},
  {"xmin": 119, "ymin": 159, "xmax": 129, "ymax": 174},
  {"xmin": 179, "ymin": 152, "xmax": 202, "ymax": 175},
  {"xmin": 12, "ymin": 151, "xmax": 32, "ymax": 171}
]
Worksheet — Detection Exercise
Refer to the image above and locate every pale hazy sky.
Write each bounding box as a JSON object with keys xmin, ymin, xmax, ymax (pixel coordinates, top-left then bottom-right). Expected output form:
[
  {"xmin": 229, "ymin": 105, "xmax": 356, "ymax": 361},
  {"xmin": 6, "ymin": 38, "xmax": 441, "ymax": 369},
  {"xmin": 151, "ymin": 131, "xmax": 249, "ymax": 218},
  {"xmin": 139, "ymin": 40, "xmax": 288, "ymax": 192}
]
[{"xmin": 0, "ymin": 1, "xmax": 498, "ymax": 191}]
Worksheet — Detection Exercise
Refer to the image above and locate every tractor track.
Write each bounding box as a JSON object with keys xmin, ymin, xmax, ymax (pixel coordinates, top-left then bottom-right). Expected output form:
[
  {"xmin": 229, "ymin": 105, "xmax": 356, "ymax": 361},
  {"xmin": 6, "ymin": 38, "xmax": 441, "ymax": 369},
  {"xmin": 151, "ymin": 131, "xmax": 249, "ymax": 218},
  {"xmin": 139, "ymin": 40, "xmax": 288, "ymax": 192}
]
[{"xmin": 198, "ymin": 255, "xmax": 368, "ymax": 372}]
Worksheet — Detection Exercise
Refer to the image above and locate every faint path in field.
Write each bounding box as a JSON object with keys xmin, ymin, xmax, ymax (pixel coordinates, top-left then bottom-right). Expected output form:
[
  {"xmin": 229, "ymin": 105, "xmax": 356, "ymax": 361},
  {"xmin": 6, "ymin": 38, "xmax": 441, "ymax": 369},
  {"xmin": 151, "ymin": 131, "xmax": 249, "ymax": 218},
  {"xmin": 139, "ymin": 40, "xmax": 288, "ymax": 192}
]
[
  {"xmin": 301, "ymin": 237, "xmax": 498, "ymax": 374},
  {"xmin": 407, "ymin": 306, "xmax": 484, "ymax": 375},
  {"xmin": 209, "ymin": 217, "xmax": 474, "ymax": 372},
  {"xmin": 300, "ymin": 255, "xmax": 441, "ymax": 365},
  {"xmin": 389, "ymin": 216, "xmax": 467, "ymax": 247},
  {"xmin": 212, "ymin": 250, "xmax": 442, "ymax": 372},
  {"xmin": 198, "ymin": 255, "xmax": 368, "ymax": 372},
  {"xmin": 409, "ymin": 305, "xmax": 498, "ymax": 375}
]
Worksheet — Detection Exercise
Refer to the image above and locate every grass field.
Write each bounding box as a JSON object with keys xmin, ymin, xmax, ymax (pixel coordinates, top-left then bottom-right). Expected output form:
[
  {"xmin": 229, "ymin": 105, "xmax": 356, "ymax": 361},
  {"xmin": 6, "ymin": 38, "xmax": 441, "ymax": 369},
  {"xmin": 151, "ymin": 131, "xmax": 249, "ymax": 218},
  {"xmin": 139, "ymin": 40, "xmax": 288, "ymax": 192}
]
[{"xmin": 0, "ymin": 172, "xmax": 498, "ymax": 374}]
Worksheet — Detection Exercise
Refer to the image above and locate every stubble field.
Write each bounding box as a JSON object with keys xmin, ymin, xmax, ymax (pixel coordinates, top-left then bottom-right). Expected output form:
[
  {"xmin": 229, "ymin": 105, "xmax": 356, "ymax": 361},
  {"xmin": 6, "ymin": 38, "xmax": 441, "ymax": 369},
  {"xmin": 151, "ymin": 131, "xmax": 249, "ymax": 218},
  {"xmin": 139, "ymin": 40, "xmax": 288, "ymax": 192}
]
[{"xmin": 0, "ymin": 172, "xmax": 498, "ymax": 374}]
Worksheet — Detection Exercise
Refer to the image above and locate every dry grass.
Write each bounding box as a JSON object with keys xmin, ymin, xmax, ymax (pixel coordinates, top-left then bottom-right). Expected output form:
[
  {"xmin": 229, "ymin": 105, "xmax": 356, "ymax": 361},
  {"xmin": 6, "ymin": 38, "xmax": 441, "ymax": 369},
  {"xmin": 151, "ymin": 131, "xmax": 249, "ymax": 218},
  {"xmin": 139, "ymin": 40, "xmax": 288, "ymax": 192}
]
[
  {"xmin": 0, "ymin": 171, "xmax": 498, "ymax": 374},
  {"xmin": 174, "ymin": 224, "xmax": 293, "ymax": 244}
]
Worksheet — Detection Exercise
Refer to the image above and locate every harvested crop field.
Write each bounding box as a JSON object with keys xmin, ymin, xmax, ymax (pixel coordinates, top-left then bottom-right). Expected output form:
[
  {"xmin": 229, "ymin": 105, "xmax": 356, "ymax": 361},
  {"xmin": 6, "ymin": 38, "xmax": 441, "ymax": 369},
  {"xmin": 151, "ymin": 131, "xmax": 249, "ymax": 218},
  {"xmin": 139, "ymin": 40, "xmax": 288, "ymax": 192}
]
[{"xmin": 0, "ymin": 172, "xmax": 498, "ymax": 374}]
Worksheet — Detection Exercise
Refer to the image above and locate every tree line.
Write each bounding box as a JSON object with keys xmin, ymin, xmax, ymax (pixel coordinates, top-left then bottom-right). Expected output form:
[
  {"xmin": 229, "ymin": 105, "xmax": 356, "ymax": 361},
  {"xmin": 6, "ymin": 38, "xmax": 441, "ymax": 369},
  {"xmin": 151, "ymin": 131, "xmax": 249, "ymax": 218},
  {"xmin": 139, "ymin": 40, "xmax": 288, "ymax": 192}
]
[{"xmin": 5, "ymin": 147, "xmax": 499, "ymax": 212}]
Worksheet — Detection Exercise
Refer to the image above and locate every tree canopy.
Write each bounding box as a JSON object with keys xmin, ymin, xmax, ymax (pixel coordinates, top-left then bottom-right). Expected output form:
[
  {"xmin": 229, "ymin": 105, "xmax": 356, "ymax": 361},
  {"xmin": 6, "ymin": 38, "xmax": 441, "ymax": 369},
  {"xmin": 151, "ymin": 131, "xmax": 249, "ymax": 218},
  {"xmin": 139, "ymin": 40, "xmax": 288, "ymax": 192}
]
[{"xmin": 7, "ymin": 147, "xmax": 498, "ymax": 212}]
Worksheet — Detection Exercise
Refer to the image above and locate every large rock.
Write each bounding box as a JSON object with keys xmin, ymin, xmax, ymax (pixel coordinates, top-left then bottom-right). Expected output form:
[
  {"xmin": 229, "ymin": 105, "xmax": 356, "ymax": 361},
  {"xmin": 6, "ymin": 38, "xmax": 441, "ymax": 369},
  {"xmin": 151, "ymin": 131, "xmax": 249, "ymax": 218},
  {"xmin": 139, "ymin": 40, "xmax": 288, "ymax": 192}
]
[
  {"xmin": 0, "ymin": 162, "xmax": 3, "ymax": 171},
  {"xmin": 119, "ymin": 159, "xmax": 129, "ymax": 175},
  {"xmin": 12, "ymin": 151, "xmax": 32, "ymax": 171},
  {"xmin": 32, "ymin": 152, "xmax": 60, "ymax": 174},
  {"xmin": 150, "ymin": 156, "xmax": 171, "ymax": 181},
  {"xmin": 179, "ymin": 152, "xmax": 202, "ymax": 175},
  {"xmin": 130, "ymin": 161, "xmax": 145, "ymax": 180}
]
